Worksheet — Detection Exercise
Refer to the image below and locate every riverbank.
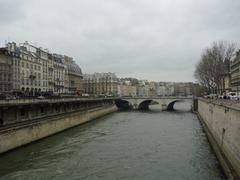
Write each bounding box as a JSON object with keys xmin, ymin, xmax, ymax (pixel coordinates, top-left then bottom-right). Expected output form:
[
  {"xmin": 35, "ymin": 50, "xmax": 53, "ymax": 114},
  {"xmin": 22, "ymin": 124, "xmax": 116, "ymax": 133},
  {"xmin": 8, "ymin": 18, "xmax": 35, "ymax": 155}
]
[
  {"xmin": 0, "ymin": 105, "xmax": 117, "ymax": 154},
  {"xmin": 196, "ymin": 98, "xmax": 240, "ymax": 180}
]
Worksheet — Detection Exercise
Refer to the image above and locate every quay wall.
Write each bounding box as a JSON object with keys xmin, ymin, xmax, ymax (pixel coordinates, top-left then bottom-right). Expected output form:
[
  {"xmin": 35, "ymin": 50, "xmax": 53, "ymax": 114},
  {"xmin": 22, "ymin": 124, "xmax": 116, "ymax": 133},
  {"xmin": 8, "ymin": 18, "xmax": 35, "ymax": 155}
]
[
  {"xmin": 197, "ymin": 99, "xmax": 240, "ymax": 180},
  {"xmin": 0, "ymin": 105, "xmax": 117, "ymax": 154}
]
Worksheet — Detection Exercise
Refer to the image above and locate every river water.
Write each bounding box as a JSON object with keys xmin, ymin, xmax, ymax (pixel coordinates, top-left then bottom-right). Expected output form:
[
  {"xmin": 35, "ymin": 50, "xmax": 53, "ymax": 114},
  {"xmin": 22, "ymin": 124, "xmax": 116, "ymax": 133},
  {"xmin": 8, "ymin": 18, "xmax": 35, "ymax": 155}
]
[{"xmin": 0, "ymin": 103, "xmax": 225, "ymax": 180}]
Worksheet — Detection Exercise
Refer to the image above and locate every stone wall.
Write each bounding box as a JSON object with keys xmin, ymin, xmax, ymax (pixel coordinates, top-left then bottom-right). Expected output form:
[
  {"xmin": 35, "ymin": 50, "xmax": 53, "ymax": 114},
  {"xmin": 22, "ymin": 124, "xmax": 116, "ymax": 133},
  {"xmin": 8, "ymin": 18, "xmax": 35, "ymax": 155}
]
[
  {"xmin": 197, "ymin": 99, "xmax": 240, "ymax": 180},
  {"xmin": 0, "ymin": 105, "xmax": 117, "ymax": 154}
]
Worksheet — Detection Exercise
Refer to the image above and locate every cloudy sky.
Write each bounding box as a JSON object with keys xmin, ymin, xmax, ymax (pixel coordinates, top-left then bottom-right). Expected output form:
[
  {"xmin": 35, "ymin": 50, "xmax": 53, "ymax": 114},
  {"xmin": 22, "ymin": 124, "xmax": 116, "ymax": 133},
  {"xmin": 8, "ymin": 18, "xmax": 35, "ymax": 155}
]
[{"xmin": 0, "ymin": 0, "xmax": 240, "ymax": 82}]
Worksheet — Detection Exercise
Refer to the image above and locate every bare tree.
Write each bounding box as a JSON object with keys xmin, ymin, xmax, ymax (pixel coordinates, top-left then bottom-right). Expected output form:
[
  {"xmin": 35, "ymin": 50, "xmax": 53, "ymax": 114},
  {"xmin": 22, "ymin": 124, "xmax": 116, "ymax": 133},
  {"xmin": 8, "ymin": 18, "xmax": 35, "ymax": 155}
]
[{"xmin": 194, "ymin": 41, "xmax": 236, "ymax": 93}]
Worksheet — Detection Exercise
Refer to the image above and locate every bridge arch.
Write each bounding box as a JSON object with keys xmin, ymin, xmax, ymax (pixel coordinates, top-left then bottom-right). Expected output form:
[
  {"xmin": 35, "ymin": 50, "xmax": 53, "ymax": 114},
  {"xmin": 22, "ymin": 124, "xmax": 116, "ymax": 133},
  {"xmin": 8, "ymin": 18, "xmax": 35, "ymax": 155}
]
[
  {"xmin": 166, "ymin": 99, "xmax": 192, "ymax": 111},
  {"xmin": 166, "ymin": 100, "xmax": 182, "ymax": 111},
  {"xmin": 115, "ymin": 99, "xmax": 133, "ymax": 110},
  {"xmin": 138, "ymin": 100, "xmax": 159, "ymax": 110}
]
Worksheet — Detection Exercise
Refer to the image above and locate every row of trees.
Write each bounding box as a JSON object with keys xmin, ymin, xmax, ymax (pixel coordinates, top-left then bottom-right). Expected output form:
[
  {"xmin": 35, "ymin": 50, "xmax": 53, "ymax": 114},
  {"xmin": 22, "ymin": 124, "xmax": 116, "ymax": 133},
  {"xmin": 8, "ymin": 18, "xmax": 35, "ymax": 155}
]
[{"xmin": 194, "ymin": 41, "xmax": 236, "ymax": 94}]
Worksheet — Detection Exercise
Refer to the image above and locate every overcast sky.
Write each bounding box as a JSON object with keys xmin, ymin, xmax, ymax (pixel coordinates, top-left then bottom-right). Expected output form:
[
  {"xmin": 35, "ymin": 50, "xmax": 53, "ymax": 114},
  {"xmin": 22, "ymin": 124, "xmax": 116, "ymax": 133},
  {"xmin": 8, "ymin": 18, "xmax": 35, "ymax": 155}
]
[{"xmin": 0, "ymin": 0, "xmax": 240, "ymax": 82}]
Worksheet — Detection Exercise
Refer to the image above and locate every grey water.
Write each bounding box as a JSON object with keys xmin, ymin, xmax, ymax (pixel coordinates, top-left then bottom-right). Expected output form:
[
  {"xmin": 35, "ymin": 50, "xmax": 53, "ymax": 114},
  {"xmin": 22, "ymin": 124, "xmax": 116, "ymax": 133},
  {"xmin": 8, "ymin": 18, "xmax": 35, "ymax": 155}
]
[{"xmin": 0, "ymin": 103, "xmax": 225, "ymax": 180}]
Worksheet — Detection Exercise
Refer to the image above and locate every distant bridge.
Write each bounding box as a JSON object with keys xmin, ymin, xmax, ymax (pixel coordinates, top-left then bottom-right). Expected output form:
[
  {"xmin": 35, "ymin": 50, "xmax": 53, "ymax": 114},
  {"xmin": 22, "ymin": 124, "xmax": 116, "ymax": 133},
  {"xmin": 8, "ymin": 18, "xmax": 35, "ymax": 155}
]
[{"xmin": 115, "ymin": 97, "xmax": 193, "ymax": 110}]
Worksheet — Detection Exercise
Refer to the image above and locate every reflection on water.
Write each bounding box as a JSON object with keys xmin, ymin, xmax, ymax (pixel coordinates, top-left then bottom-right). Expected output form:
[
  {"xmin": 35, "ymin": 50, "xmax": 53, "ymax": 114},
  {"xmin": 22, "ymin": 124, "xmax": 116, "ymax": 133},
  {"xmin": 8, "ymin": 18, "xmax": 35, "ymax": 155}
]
[{"xmin": 0, "ymin": 103, "xmax": 225, "ymax": 180}]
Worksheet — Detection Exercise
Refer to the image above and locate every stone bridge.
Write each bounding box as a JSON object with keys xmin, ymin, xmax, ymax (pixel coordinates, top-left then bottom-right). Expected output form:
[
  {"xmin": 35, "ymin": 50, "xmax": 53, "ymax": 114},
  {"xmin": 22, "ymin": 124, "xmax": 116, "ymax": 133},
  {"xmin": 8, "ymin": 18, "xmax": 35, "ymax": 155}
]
[{"xmin": 115, "ymin": 97, "xmax": 193, "ymax": 110}]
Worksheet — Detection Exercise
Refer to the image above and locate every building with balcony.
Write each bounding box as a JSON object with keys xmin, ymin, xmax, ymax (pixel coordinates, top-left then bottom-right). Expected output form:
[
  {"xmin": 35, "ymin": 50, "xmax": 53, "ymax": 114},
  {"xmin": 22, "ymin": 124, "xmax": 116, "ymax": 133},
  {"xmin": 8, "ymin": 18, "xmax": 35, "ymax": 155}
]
[
  {"xmin": 0, "ymin": 41, "xmax": 83, "ymax": 95},
  {"xmin": 14, "ymin": 42, "xmax": 42, "ymax": 95},
  {"xmin": 117, "ymin": 81, "xmax": 137, "ymax": 97},
  {"xmin": 157, "ymin": 82, "xmax": 174, "ymax": 96},
  {"xmin": 52, "ymin": 54, "xmax": 66, "ymax": 94},
  {"xmin": 0, "ymin": 48, "xmax": 14, "ymax": 93},
  {"xmin": 83, "ymin": 72, "xmax": 118, "ymax": 96}
]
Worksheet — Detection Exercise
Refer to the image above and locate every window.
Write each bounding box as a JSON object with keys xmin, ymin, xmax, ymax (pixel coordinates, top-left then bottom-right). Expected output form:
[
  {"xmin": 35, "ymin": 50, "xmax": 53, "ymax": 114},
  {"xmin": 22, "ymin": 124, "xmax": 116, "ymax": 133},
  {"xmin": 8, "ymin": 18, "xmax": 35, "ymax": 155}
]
[{"xmin": 20, "ymin": 109, "xmax": 25, "ymax": 116}]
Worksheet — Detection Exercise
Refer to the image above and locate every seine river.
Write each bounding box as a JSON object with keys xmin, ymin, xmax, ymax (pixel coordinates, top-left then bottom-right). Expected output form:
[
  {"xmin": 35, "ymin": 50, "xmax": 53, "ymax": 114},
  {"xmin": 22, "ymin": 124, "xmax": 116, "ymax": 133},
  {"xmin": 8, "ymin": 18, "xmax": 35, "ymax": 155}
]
[{"xmin": 0, "ymin": 103, "xmax": 225, "ymax": 180}]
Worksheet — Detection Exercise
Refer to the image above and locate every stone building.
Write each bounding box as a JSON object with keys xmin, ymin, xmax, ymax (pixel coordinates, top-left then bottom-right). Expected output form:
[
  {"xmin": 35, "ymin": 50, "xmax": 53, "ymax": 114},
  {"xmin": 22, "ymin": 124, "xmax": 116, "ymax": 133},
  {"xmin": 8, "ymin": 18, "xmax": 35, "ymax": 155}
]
[
  {"xmin": 47, "ymin": 53, "xmax": 54, "ymax": 92},
  {"xmin": 149, "ymin": 82, "xmax": 158, "ymax": 97},
  {"xmin": 173, "ymin": 82, "xmax": 192, "ymax": 96},
  {"xmin": 117, "ymin": 83, "xmax": 137, "ymax": 97},
  {"xmin": 36, "ymin": 47, "xmax": 49, "ymax": 93},
  {"xmin": 17, "ymin": 42, "xmax": 43, "ymax": 95},
  {"xmin": 137, "ymin": 85, "xmax": 149, "ymax": 97},
  {"xmin": 7, "ymin": 44, "xmax": 21, "ymax": 92},
  {"xmin": 0, "ymin": 41, "xmax": 83, "ymax": 95},
  {"xmin": 64, "ymin": 56, "xmax": 83, "ymax": 94},
  {"xmin": 230, "ymin": 50, "xmax": 240, "ymax": 92},
  {"xmin": 83, "ymin": 72, "xmax": 118, "ymax": 96},
  {"xmin": 157, "ymin": 82, "xmax": 174, "ymax": 96},
  {"xmin": 52, "ymin": 54, "xmax": 66, "ymax": 94},
  {"xmin": 0, "ymin": 48, "xmax": 14, "ymax": 93}
]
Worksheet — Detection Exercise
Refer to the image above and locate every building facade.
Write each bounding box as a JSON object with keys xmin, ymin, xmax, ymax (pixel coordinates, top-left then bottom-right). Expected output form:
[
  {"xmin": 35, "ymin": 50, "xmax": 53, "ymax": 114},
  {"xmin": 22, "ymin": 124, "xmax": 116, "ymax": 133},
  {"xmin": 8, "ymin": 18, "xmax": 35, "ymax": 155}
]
[
  {"xmin": 83, "ymin": 72, "xmax": 118, "ymax": 96},
  {"xmin": 230, "ymin": 50, "xmax": 240, "ymax": 92},
  {"xmin": 0, "ymin": 48, "xmax": 14, "ymax": 93},
  {"xmin": 17, "ymin": 42, "xmax": 42, "ymax": 95},
  {"xmin": 64, "ymin": 56, "xmax": 83, "ymax": 94},
  {"xmin": 173, "ymin": 82, "xmax": 192, "ymax": 96},
  {"xmin": 0, "ymin": 41, "xmax": 83, "ymax": 95},
  {"xmin": 117, "ymin": 84, "xmax": 137, "ymax": 97},
  {"xmin": 52, "ymin": 54, "xmax": 66, "ymax": 94},
  {"xmin": 157, "ymin": 83, "xmax": 174, "ymax": 96}
]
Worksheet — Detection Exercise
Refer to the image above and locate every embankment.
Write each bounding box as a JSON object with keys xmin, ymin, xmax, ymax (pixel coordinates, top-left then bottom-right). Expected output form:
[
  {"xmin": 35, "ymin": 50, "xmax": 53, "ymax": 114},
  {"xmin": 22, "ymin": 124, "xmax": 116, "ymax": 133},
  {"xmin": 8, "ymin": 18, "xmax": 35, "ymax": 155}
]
[
  {"xmin": 0, "ymin": 105, "xmax": 117, "ymax": 154},
  {"xmin": 197, "ymin": 99, "xmax": 240, "ymax": 180}
]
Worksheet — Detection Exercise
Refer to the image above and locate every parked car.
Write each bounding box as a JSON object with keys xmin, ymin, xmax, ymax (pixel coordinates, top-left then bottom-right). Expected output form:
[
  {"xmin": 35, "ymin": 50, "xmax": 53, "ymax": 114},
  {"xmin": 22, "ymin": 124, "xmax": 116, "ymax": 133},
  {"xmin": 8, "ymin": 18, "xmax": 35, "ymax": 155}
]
[
  {"xmin": 227, "ymin": 92, "xmax": 240, "ymax": 100},
  {"xmin": 37, "ymin": 95, "xmax": 45, "ymax": 99},
  {"xmin": 81, "ymin": 93, "xmax": 90, "ymax": 97},
  {"xmin": 98, "ymin": 94, "xmax": 106, "ymax": 98},
  {"xmin": 206, "ymin": 94, "xmax": 217, "ymax": 99},
  {"xmin": 0, "ymin": 94, "xmax": 17, "ymax": 100},
  {"xmin": 226, "ymin": 92, "xmax": 237, "ymax": 100}
]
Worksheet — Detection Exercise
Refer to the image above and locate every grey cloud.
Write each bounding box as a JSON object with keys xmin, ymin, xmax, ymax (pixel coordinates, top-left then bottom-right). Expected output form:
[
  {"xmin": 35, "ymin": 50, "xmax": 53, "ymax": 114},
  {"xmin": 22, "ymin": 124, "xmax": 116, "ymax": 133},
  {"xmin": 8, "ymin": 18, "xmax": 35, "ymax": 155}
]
[
  {"xmin": 1, "ymin": 0, "xmax": 240, "ymax": 82},
  {"xmin": 0, "ymin": 1, "xmax": 25, "ymax": 25}
]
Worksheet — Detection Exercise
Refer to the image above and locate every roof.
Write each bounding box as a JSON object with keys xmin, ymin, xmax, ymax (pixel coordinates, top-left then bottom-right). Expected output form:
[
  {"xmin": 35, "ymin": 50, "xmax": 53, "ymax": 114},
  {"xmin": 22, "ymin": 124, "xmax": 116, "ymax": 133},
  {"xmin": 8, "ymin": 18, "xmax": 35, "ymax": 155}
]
[{"xmin": 67, "ymin": 62, "xmax": 83, "ymax": 76}]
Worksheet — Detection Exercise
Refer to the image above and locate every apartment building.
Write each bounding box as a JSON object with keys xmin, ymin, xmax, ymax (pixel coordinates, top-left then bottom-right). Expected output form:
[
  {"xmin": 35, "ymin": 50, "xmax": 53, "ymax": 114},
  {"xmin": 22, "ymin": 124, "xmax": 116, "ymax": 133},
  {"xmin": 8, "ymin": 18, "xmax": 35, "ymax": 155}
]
[
  {"xmin": 0, "ymin": 48, "xmax": 14, "ymax": 93},
  {"xmin": 83, "ymin": 72, "xmax": 118, "ymax": 96},
  {"xmin": 231, "ymin": 50, "xmax": 240, "ymax": 91},
  {"xmin": 0, "ymin": 41, "xmax": 83, "ymax": 95}
]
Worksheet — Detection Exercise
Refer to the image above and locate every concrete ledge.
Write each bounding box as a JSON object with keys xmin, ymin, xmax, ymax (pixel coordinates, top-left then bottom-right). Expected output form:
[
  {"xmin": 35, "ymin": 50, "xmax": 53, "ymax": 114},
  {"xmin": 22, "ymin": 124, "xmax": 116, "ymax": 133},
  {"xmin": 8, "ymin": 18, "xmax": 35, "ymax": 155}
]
[{"xmin": 0, "ymin": 105, "xmax": 117, "ymax": 154}]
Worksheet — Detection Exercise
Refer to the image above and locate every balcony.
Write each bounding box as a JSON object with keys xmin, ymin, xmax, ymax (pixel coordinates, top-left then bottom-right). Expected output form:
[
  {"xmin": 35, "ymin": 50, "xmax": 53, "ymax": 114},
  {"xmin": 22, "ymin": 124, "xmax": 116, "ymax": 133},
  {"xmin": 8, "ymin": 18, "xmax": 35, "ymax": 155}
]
[
  {"xmin": 48, "ymin": 66, "xmax": 53, "ymax": 71},
  {"xmin": 48, "ymin": 81, "xmax": 55, "ymax": 85}
]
